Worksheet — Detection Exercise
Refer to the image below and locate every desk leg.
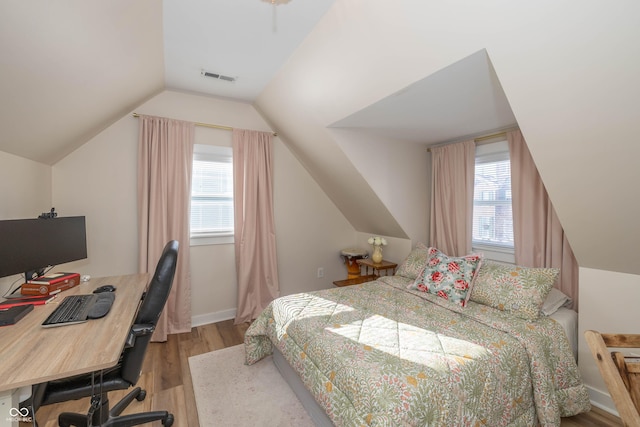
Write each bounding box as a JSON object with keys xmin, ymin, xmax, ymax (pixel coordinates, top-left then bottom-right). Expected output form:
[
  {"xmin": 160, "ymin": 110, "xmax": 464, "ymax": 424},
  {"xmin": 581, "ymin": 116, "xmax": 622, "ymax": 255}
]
[{"xmin": 0, "ymin": 388, "xmax": 19, "ymax": 427}]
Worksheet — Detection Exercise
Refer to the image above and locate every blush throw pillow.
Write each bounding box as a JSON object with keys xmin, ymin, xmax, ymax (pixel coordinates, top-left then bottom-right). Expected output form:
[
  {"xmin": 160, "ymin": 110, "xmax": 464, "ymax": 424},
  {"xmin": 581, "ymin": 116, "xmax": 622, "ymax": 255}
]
[
  {"xmin": 407, "ymin": 247, "xmax": 482, "ymax": 307},
  {"xmin": 469, "ymin": 260, "xmax": 559, "ymax": 321}
]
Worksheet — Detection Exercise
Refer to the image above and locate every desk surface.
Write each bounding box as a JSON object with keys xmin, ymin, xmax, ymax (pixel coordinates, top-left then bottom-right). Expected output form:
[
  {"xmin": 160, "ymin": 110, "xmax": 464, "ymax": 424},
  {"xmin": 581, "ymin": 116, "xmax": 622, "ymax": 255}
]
[{"xmin": 0, "ymin": 274, "xmax": 148, "ymax": 393}]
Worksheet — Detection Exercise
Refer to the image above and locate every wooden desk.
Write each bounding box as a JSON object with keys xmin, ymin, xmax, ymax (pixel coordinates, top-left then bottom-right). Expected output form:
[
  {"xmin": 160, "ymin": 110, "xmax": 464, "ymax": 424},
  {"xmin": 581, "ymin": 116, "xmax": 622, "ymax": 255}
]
[{"xmin": 0, "ymin": 274, "xmax": 148, "ymax": 424}]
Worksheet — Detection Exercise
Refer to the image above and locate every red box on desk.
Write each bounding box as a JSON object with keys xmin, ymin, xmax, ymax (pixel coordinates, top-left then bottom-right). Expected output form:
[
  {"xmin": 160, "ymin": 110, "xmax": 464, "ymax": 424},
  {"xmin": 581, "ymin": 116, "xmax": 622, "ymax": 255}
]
[{"xmin": 21, "ymin": 272, "xmax": 81, "ymax": 296}]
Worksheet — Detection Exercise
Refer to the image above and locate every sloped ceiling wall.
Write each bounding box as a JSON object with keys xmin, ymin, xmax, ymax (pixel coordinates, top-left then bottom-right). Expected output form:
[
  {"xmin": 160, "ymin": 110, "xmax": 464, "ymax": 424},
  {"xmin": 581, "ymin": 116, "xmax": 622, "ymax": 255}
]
[
  {"xmin": 0, "ymin": 1, "xmax": 164, "ymax": 164},
  {"xmin": 256, "ymin": 0, "xmax": 640, "ymax": 275}
]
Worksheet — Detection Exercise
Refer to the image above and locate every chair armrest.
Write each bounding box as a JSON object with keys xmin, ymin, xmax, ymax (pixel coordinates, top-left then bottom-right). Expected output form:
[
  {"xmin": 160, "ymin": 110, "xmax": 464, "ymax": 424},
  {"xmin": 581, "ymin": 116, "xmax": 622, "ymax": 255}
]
[{"xmin": 125, "ymin": 323, "xmax": 155, "ymax": 348}]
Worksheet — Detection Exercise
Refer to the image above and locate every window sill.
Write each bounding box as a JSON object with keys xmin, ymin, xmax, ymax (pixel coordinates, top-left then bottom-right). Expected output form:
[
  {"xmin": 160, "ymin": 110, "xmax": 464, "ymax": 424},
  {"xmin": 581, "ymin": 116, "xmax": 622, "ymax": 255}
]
[
  {"xmin": 190, "ymin": 234, "xmax": 234, "ymax": 246},
  {"xmin": 472, "ymin": 244, "xmax": 515, "ymax": 264}
]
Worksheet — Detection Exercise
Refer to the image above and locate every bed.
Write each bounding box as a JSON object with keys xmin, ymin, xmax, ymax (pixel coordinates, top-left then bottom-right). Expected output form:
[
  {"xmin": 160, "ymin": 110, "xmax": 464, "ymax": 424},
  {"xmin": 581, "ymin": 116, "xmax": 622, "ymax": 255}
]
[
  {"xmin": 244, "ymin": 248, "xmax": 590, "ymax": 426},
  {"xmin": 549, "ymin": 307, "xmax": 578, "ymax": 361}
]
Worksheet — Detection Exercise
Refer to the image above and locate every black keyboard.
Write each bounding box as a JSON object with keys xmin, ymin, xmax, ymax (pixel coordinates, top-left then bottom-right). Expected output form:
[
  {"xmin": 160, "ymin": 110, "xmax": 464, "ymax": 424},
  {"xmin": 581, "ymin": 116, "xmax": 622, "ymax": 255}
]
[{"xmin": 42, "ymin": 294, "xmax": 97, "ymax": 327}]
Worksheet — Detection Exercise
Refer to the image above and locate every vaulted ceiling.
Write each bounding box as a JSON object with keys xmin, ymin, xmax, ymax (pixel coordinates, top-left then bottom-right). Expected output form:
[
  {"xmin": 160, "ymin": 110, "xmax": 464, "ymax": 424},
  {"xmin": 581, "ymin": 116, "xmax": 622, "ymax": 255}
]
[
  {"xmin": 0, "ymin": 0, "xmax": 512, "ymax": 164},
  {"xmin": 0, "ymin": 0, "xmax": 337, "ymax": 163},
  {"xmin": 1, "ymin": 1, "xmax": 639, "ymax": 275}
]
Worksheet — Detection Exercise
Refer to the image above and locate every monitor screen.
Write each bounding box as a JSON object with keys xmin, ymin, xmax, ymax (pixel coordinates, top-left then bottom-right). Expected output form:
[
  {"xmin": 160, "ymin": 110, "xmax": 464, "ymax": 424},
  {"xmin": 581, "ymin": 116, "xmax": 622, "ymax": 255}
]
[{"xmin": 0, "ymin": 216, "xmax": 87, "ymax": 280}]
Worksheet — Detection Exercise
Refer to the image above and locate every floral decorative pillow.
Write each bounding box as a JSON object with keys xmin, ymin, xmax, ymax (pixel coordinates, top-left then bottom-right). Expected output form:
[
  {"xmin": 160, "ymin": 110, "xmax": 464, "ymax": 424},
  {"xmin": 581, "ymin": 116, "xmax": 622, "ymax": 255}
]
[
  {"xmin": 395, "ymin": 242, "xmax": 429, "ymax": 280},
  {"xmin": 469, "ymin": 260, "xmax": 559, "ymax": 321},
  {"xmin": 407, "ymin": 247, "xmax": 482, "ymax": 307}
]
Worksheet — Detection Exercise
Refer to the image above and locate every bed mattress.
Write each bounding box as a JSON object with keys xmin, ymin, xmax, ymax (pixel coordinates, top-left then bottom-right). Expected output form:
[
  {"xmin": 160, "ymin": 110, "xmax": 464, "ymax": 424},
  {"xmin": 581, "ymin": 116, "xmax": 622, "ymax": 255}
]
[{"xmin": 549, "ymin": 307, "xmax": 578, "ymax": 360}]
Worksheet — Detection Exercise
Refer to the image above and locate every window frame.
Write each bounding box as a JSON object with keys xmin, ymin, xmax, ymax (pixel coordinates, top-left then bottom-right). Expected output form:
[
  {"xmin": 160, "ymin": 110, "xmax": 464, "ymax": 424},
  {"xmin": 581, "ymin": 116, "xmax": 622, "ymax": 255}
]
[
  {"xmin": 190, "ymin": 144, "xmax": 234, "ymax": 246},
  {"xmin": 472, "ymin": 140, "xmax": 515, "ymax": 263}
]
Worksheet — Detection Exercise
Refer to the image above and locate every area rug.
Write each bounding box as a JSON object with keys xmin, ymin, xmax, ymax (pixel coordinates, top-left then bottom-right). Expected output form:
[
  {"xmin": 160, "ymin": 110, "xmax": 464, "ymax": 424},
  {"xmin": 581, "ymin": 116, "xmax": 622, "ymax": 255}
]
[{"xmin": 188, "ymin": 344, "xmax": 315, "ymax": 427}]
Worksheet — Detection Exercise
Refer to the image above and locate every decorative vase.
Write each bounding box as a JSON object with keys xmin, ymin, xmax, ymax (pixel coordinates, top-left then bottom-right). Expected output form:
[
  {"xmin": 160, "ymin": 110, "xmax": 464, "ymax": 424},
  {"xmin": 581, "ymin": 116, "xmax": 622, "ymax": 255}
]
[{"xmin": 371, "ymin": 245, "xmax": 383, "ymax": 264}]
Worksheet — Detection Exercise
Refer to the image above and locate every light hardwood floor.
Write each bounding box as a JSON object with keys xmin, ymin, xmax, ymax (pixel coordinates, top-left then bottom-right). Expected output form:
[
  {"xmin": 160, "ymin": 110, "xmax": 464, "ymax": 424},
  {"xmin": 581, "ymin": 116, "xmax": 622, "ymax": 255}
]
[{"xmin": 32, "ymin": 320, "xmax": 622, "ymax": 426}]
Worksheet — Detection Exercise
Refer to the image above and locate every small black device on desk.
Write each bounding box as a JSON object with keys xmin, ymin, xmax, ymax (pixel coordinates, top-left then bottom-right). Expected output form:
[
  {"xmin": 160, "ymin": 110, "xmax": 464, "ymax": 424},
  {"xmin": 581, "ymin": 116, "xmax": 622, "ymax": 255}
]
[
  {"xmin": 41, "ymin": 292, "xmax": 115, "ymax": 327},
  {"xmin": 93, "ymin": 284, "xmax": 116, "ymax": 293},
  {"xmin": 0, "ymin": 304, "xmax": 34, "ymax": 326}
]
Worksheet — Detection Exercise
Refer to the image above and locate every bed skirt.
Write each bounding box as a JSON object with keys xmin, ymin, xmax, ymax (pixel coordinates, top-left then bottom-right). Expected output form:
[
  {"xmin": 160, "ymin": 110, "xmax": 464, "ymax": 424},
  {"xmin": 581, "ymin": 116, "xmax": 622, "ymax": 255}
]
[{"xmin": 273, "ymin": 346, "xmax": 333, "ymax": 426}]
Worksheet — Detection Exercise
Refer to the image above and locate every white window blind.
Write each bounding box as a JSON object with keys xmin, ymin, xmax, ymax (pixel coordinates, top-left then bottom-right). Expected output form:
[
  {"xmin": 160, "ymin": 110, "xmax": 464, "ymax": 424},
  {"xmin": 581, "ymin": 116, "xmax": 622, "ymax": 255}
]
[
  {"xmin": 472, "ymin": 142, "xmax": 514, "ymax": 250},
  {"xmin": 190, "ymin": 145, "xmax": 233, "ymax": 240}
]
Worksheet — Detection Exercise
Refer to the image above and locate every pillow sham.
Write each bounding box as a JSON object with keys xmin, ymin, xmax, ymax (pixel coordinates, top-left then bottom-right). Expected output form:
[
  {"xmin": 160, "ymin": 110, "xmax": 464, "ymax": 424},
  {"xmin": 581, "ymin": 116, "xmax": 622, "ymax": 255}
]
[
  {"xmin": 395, "ymin": 242, "xmax": 429, "ymax": 280},
  {"xmin": 541, "ymin": 288, "xmax": 572, "ymax": 316},
  {"xmin": 407, "ymin": 247, "xmax": 482, "ymax": 308},
  {"xmin": 469, "ymin": 260, "xmax": 559, "ymax": 321}
]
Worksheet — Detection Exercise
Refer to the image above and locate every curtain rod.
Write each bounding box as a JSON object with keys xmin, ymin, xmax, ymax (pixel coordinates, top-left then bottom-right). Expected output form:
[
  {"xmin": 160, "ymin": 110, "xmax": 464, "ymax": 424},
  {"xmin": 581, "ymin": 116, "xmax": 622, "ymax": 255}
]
[
  {"xmin": 132, "ymin": 113, "xmax": 277, "ymax": 137},
  {"xmin": 426, "ymin": 129, "xmax": 515, "ymax": 152}
]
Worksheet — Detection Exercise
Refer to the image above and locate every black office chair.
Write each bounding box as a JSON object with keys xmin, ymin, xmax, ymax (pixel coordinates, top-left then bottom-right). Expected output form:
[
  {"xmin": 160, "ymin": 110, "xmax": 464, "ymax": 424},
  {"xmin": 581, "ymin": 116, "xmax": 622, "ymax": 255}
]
[{"xmin": 26, "ymin": 240, "xmax": 179, "ymax": 427}]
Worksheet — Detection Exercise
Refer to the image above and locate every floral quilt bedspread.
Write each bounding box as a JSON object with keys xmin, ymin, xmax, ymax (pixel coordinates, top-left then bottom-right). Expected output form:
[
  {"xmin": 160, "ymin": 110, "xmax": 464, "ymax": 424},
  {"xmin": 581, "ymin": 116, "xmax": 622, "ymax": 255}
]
[{"xmin": 244, "ymin": 276, "xmax": 590, "ymax": 427}]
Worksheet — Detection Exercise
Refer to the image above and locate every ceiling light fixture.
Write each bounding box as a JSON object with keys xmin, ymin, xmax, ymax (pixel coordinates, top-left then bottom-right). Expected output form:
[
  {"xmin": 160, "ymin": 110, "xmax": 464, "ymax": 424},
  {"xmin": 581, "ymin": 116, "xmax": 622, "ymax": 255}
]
[{"xmin": 261, "ymin": 0, "xmax": 291, "ymax": 32}]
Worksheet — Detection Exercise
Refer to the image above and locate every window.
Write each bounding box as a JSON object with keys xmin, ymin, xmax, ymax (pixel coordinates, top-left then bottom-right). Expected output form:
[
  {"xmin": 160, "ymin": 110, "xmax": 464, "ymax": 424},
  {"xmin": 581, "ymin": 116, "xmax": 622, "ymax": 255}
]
[
  {"xmin": 472, "ymin": 141, "xmax": 514, "ymax": 261},
  {"xmin": 190, "ymin": 144, "xmax": 233, "ymax": 245}
]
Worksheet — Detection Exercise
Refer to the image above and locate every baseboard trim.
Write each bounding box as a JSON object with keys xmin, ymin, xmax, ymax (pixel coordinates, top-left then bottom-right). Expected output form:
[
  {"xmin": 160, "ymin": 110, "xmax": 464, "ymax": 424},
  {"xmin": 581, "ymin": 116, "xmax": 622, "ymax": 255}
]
[
  {"xmin": 192, "ymin": 309, "xmax": 236, "ymax": 327},
  {"xmin": 586, "ymin": 384, "xmax": 619, "ymax": 417}
]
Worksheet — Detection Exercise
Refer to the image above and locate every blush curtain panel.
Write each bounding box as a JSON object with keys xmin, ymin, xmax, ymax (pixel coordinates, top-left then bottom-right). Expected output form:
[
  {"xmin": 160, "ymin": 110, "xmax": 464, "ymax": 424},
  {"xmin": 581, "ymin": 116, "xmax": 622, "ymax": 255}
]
[
  {"xmin": 429, "ymin": 140, "xmax": 475, "ymax": 257},
  {"xmin": 507, "ymin": 129, "xmax": 580, "ymax": 309},
  {"xmin": 232, "ymin": 129, "xmax": 280, "ymax": 324},
  {"xmin": 137, "ymin": 114, "xmax": 194, "ymax": 341}
]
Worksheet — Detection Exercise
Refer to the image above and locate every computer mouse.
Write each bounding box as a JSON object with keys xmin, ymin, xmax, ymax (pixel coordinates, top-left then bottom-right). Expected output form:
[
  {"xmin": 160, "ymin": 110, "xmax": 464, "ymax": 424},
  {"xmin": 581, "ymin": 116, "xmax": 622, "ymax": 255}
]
[{"xmin": 93, "ymin": 284, "xmax": 116, "ymax": 293}]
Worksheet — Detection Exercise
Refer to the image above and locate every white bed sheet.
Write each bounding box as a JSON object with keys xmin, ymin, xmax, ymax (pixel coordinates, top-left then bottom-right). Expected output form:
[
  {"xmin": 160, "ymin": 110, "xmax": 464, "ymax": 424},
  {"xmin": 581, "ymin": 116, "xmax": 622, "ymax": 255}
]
[{"xmin": 549, "ymin": 306, "xmax": 578, "ymax": 360}]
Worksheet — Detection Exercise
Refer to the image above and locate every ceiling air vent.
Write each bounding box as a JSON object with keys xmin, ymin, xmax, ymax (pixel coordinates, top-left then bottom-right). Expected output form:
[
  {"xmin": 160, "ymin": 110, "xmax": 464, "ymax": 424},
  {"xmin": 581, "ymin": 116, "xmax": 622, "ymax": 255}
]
[{"xmin": 201, "ymin": 70, "xmax": 237, "ymax": 83}]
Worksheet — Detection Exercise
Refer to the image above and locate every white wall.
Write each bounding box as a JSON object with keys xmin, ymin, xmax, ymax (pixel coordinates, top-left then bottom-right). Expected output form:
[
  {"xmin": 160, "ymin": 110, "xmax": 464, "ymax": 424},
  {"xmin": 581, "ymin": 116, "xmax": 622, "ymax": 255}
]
[
  {"xmin": 273, "ymin": 134, "xmax": 358, "ymax": 296},
  {"xmin": 52, "ymin": 109, "xmax": 139, "ymax": 278},
  {"xmin": 578, "ymin": 268, "xmax": 640, "ymax": 414},
  {"xmin": 0, "ymin": 152, "xmax": 52, "ymax": 294},
  {"xmin": 332, "ymin": 129, "xmax": 431, "ymax": 245},
  {"xmin": 0, "ymin": 152, "xmax": 52, "ymax": 220},
  {"xmin": 52, "ymin": 90, "xmax": 355, "ymax": 324}
]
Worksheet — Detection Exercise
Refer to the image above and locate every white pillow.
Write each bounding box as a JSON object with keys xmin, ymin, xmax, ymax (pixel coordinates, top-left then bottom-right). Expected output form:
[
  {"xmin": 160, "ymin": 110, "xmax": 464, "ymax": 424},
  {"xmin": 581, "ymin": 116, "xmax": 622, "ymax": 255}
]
[{"xmin": 541, "ymin": 288, "xmax": 572, "ymax": 316}]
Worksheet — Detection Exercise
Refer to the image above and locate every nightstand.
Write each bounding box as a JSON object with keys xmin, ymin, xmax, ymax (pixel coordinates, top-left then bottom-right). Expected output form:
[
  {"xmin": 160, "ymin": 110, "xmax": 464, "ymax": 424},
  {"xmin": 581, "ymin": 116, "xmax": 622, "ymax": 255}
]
[
  {"xmin": 356, "ymin": 258, "xmax": 397, "ymax": 277},
  {"xmin": 333, "ymin": 275, "xmax": 377, "ymax": 287}
]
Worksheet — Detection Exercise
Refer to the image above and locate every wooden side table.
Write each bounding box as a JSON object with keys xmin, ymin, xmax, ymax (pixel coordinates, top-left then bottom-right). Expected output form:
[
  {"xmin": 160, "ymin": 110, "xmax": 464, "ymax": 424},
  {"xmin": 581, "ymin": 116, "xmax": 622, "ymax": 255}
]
[
  {"xmin": 356, "ymin": 258, "xmax": 397, "ymax": 277},
  {"xmin": 333, "ymin": 275, "xmax": 377, "ymax": 287}
]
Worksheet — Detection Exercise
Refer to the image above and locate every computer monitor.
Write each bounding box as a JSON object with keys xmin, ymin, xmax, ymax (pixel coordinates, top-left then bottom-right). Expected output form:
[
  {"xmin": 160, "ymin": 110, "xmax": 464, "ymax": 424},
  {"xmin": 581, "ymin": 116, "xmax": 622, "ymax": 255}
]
[{"xmin": 0, "ymin": 216, "xmax": 87, "ymax": 281}]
